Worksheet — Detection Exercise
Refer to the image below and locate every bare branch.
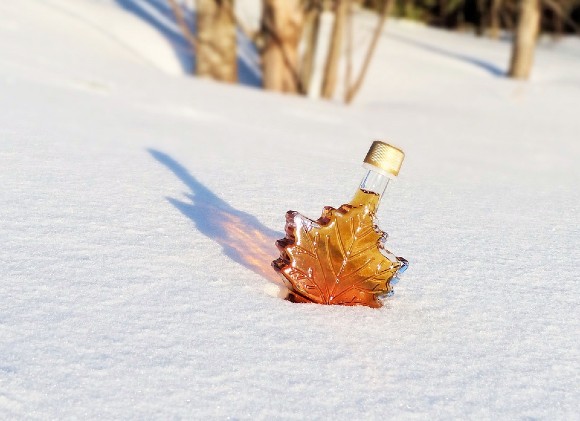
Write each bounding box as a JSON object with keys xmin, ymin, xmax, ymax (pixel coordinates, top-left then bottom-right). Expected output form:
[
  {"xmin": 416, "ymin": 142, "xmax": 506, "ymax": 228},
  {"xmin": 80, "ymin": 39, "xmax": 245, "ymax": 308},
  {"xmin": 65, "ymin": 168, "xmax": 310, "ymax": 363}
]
[
  {"xmin": 542, "ymin": 0, "xmax": 580, "ymax": 33},
  {"xmin": 344, "ymin": 0, "xmax": 354, "ymax": 98},
  {"xmin": 262, "ymin": 18, "xmax": 305, "ymax": 93},
  {"xmin": 321, "ymin": 0, "xmax": 348, "ymax": 99},
  {"xmin": 221, "ymin": 0, "xmax": 261, "ymax": 42},
  {"xmin": 167, "ymin": 0, "xmax": 198, "ymax": 53},
  {"xmin": 344, "ymin": 0, "xmax": 392, "ymax": 104}
]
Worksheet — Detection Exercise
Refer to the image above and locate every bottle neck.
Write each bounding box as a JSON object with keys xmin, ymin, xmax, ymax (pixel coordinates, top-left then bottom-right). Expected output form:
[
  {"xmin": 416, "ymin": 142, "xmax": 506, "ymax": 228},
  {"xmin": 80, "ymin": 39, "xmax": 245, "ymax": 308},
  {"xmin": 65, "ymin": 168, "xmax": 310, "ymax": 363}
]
[
  {"xmin": 360, "ymin": 168, "xmax": 390, "ymax": 197},
  {"xmin": 350, "ymin": 168, "xmax": 391, "ymax": 211}
]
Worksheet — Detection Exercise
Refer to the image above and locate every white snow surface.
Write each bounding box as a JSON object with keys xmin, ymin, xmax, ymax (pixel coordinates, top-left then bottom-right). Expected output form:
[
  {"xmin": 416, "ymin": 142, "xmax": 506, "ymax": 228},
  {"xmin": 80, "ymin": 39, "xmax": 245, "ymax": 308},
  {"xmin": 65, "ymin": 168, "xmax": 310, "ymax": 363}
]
[{"xmin": 2, "ymin": 0, "xmax": 580, "ymax": 419}]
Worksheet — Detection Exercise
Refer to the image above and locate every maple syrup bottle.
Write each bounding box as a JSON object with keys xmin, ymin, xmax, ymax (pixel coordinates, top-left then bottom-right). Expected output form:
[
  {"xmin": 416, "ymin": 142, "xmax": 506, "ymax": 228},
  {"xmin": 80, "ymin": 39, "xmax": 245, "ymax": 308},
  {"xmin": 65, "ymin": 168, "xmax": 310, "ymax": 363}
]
[{"xmin": 273, "ymin": 141, "xmax": 407, "ymax": 308}]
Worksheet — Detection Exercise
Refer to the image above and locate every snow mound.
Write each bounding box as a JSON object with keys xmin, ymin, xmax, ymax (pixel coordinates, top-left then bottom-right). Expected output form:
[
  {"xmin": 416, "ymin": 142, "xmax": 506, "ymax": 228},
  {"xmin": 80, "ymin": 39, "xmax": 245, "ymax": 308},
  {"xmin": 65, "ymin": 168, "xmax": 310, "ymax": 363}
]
[{"xmin": 1, "ymin": 0, "xmax": 579, "ymax": 418}]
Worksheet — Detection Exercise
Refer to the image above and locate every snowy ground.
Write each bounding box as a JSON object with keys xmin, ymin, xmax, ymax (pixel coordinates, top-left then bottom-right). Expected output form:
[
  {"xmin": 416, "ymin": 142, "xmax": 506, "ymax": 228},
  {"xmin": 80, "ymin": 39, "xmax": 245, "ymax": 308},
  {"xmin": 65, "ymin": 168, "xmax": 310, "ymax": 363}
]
[{"xmin": 1, "ymin": 0, "xmax": 579, "ymax": 419}]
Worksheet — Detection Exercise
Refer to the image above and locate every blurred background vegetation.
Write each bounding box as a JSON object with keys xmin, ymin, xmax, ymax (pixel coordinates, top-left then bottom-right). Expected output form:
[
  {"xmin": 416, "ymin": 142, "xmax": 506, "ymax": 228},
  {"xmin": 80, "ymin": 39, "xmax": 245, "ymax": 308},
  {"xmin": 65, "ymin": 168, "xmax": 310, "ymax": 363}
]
[
  {"xmin": 166, "ymin": 0, "xmax": 579, "ymax": 103},
  {"xmin": 379, "ymin": 0, "xmax": 579, "ymax": 35}
]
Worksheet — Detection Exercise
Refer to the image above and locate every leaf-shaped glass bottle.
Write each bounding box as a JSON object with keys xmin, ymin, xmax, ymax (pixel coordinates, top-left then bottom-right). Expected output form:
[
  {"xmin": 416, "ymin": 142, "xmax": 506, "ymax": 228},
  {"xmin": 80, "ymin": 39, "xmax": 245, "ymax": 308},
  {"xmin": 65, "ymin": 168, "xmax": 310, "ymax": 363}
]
[{"xmin": 272, "ymin": 141, "xmax": 408, "ymax": 308}]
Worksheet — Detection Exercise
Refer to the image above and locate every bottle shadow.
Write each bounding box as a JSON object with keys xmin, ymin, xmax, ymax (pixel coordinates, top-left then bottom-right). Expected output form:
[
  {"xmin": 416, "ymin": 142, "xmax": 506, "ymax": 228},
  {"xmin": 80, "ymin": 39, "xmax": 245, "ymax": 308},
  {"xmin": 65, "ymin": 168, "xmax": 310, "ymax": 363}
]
[{"xmin": 148, "ymin": 149, "xmax": 283, "ymax": 285}]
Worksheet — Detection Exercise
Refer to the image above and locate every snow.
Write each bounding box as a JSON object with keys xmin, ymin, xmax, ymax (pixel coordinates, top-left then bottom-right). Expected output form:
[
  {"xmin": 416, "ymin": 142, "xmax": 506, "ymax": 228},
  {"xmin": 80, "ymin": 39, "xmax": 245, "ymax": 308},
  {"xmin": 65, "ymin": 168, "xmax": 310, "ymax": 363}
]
[{"xmin": 1, "ymin": 0, "xmax": 579, "ymax": 418}]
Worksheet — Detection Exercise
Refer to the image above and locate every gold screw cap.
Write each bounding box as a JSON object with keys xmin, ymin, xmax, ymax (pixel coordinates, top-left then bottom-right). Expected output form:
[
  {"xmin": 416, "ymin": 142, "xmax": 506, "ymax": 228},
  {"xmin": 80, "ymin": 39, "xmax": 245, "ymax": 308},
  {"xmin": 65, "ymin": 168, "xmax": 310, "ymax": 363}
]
[{"xmin": 363, "ymin": 141, "xmax": 405, "ymax": 178}]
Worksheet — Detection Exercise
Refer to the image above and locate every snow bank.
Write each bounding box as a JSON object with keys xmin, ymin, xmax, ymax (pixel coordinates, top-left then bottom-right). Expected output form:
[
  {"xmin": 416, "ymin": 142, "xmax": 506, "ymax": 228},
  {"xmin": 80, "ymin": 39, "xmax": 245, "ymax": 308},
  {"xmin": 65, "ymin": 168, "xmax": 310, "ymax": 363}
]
[{"xmin": 1, "ymin": 0, "xmax": 579, "ymax": 418}]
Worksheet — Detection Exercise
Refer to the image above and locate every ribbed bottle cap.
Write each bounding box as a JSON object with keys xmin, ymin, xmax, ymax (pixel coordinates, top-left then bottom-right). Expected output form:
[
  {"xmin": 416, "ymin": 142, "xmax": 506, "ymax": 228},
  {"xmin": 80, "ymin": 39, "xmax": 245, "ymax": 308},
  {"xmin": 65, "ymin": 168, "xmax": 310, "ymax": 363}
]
[{"xmin": 363, "ymin": 141, "xmax": 405, "ymax": 177}]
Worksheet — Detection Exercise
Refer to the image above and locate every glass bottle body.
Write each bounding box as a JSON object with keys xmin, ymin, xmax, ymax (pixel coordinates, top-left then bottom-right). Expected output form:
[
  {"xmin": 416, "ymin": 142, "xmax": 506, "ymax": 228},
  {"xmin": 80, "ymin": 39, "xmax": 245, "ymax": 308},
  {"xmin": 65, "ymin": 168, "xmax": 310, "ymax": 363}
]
[
  {"xmin": 272, "ymin": 166, "xmax": 406, "ymax": 308},
  {"xmin": 350, "ymin": 167, "xmax": 406, "ymax": 273}
]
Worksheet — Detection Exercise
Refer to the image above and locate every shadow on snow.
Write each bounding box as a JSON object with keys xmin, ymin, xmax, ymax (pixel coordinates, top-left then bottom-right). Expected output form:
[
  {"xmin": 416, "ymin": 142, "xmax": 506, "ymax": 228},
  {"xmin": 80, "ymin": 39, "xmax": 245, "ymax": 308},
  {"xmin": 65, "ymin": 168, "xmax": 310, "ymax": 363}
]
[
  {"xmin": 148, "ymin": 149, "xmax": 282, "ymax": 285},
  {"xmin": 388, "ymin": 32, "xmax": 506, "ymax": 77}
]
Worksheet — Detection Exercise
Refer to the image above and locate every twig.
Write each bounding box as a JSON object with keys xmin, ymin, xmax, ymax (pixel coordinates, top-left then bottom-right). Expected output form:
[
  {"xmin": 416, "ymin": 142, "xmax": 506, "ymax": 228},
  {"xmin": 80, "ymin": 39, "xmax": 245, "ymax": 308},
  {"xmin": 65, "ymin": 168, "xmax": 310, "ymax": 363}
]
[
  {"xmin": 344, "ymin": 0, "xmax": 353, "ymax": 98},
  {"xmin": 542, "ymin": 0, "xmax": 580, "ymax": 34},
  {"xmin": 221, "ymin": 0, "xmax": 260, "ymax": 42},
  {"xmin": 321, "ymin": 0, "xmax": 348, "ymax": 99},
  {"xmin": 167, "ymin": 0, "xmax": 198, "ymax": 52},
  {"xmin": 261, "ymin": 8, "xmax": 305, "ymax": 93},
  {"xmin": 344, "ymin": 0, "xmax": 392, "ymax": 104}
]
